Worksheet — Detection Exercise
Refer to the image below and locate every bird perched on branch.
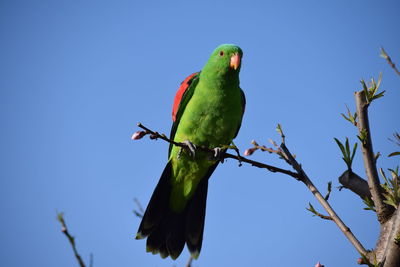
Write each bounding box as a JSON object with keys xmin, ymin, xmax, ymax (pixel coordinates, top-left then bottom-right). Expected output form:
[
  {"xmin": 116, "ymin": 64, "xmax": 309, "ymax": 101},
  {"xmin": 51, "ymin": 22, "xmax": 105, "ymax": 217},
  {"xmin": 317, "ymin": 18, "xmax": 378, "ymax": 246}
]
[{"xmin": 136, "ymin": 44, "xmax": 246, "ymax": 260}]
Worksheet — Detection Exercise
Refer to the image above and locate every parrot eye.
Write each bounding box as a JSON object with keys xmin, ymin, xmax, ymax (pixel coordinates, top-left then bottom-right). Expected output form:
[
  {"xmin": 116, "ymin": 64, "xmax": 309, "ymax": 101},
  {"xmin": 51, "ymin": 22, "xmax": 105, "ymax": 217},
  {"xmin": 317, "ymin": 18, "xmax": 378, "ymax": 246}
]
[{"xmin": 219, "ymin": 51, "xmax": 224, "ymax": 57}]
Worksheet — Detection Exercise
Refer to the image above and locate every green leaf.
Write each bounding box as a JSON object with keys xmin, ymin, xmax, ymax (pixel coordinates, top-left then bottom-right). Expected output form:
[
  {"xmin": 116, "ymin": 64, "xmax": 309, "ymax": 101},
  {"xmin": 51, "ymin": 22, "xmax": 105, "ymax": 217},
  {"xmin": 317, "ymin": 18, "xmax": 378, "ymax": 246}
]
[
  {"xmin": 324, "ymin": 181, "xmax": 332, "ymax": 201},
  {"xmin": 335, "ymin": 137, "xmax": 357, "ymax": 169},
  {"xmin": 360, "ymin": 73, "xmax": 384, "ymax": 103},
  {"xmin": 380, "ymin": 47, "xmax": 389, "ymax": 60},
  {"xmin": 389, "ymin": 152, "xmax": 400, "ymax": 157},
  {"xmin": 351, "ymin": 142, "xmax": 358, "ymax": 163},
  {"xmin": 380, "ymin": 168, "xmax": 388, "ymax": 182},
  {"xmin": 334, "ymin": 138, "xmax": 346, "ymax": 156},
  {"xmin": 361, "ymin": 79, "xmax": 368, "ymax": 91},
  {"xmin": 375, "ymin": 152, "xmax": 381, "ymax": 163},
  {"xmin": 306, "ymin": 202, "xmax": 317, "ymax": 216},
  {"xmin": 395, "ymin": 235, "xmax": 400, "ymax": 246},
  {"xmin": 372, "ymin": 90, "xmax": 385, "ymax": 101},
  {"xmin": 380, "ymin": 167, "xmax": 400, "ymax": 210},
  {"xmin": 57, "ymin": 212, "xmax": 65, "ymax": 223},
  {"xmin": 276, "ymin": 123, "xmax": 284, "ymax": 137},
  {"xmin": 341, "ymin": 104, "xmax": 357, "ymax": 126},
  {"xmin": 357, "ymin": 129, "xmax": 368, "ymax": 145},
  {"xmin": 363, "ymin": 196, "xmax": 376, "ymax": 212},
  {"xmin": 341, "ymin": 112, "xmax": 350, "ymax": 122},
  {"xmin": 389, "ymin": 167, "xmax": 399, "ymax": 177},
  {"xmin": 376, "ymin": 72, "xmax": 382, "ymax": 89},
  {"xmin": 383, "ymin": 198, "xmax": 397, "ymax": 209}
]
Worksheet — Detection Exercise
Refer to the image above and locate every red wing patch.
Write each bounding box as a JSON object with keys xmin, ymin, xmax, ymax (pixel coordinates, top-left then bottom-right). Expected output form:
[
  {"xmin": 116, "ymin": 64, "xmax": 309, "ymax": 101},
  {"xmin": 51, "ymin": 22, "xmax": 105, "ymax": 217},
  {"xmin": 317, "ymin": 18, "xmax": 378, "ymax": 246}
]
[{"xmin": 172, "ymin": 72, "xmax": 198, "ymax": 122}]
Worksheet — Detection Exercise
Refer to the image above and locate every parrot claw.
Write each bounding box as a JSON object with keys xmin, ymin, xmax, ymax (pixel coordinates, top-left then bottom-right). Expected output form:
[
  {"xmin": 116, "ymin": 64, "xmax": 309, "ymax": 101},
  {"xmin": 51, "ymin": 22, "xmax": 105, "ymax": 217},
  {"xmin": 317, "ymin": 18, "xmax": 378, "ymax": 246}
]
[
  {"xmin": 183, "ymin": 140, "xmax": 197, "ymax": 158},
  {"xmin": 211, "ymin": 147, "xmax": 225, "ymax": 163}
]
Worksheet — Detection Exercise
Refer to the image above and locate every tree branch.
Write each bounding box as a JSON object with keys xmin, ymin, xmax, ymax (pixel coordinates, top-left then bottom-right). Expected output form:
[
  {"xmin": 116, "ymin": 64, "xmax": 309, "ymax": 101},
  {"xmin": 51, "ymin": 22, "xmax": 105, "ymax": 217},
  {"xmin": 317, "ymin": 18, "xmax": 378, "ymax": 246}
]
[
  {"xmin": 57, "ymin": 212, "xmax": 87, "ymax": 267},
  {"xmin": 382, "ymin": 204, "xmax": 400, "ymax": 267},
  {"xmin": 134, "ymin": 123, "xmax": 300, "ymax": 179},
  {"xmin": 307, "ymin": 202, "xmax": 333, "ymax": 221},
  {"xmin": 279, "ymin": 143, "xmax": 369, "ymax": 257},
  {"xmin": 380, "ymin": 47, "xmax": 400, "ymax": 76},
  {"xmin": 355, "ymin": 90, "xmax": 393, "ymax": 223},
  {"xmin": 338, "ymin": 170, "xmax": 372, "ymax": 200},
  {"xmin": 133, "ymin": 198, "xmax": 144, "ymax": 218},
  {"xmin": 186, "ymin": 255, "xmax": 194, "ymax": 267}
]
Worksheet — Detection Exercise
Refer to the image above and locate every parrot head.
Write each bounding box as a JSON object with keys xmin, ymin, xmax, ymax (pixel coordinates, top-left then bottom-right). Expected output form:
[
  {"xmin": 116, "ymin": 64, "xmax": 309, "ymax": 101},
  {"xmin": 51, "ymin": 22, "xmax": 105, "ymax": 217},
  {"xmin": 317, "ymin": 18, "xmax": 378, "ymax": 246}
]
[{"xmin": 203, "ymin": 44, "xmax": 243, "ymax": 77}]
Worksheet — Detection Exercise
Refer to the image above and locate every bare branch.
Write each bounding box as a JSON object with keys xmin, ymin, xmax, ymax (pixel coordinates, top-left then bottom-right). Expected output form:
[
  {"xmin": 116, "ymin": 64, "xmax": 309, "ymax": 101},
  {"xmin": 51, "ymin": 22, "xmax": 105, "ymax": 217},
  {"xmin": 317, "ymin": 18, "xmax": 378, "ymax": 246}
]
[
  {"xmin": 133, "ymin": 198, "xmax": 144, "ymax": 218},
  {"xmin": 186, "ymin": 255, "xmax": 194, "ymax": 267},
  {"xmin": 135, "ymin": 123, "xmax": 300, "ymax": 179},
  {"xmin": 279, "ymin": 143, "xmax": 369, "ymax": 257},
  {"xmin": 355, "ymin": 90, "xmax": 393, "ymax": 223},
  {"xmin": 229, "ymin": 141, "xmax": 243, "ymax": 166},
  {"xmin": 57, "ymin": 212, "xmax": 87, "ymax": 267},
  {"xmin": 380, "ymin": 47, "xmax": 400, "ymax": 76},
  {"xmin": 307, "ymin": 202, "xmax": 333, "ymax": 220}
]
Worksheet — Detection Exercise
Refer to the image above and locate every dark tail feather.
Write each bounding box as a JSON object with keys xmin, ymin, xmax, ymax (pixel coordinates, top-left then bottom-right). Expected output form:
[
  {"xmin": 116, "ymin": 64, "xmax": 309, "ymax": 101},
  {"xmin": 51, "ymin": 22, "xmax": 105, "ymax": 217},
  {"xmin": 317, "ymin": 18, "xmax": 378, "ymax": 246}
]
[
  {"xmin": 185, "ymin": 175, "xmax": 209, "ymax": 259},
  {"xmin": 185, "ymin": 163, "xmax": 217, "ymax": 258},
  {"xmin": 145, "ymin": 210, "xmax": 186, "ymax": 259},
  {"xmin": 136, "ymin": 161, "xmax": 172, "ymax": 239},
  {"xmin": 136, "ymin": 161, "xmax": 218, "ymax": 260}
]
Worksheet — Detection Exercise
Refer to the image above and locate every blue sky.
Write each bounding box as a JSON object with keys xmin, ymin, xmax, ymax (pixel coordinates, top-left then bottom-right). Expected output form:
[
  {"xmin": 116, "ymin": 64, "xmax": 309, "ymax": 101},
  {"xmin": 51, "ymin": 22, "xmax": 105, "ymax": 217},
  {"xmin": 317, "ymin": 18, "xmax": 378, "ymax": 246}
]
[{"xmin": 1, "ymin": 1, "xmax": 399, "ymax": 266}]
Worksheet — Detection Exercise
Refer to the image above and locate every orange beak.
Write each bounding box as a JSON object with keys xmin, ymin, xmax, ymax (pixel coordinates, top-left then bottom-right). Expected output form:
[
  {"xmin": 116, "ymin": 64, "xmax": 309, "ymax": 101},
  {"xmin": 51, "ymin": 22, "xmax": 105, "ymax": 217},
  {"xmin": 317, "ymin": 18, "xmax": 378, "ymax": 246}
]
[{"xmin": 230, "ymin": 52, "xmax": 240, "ymax": 70}]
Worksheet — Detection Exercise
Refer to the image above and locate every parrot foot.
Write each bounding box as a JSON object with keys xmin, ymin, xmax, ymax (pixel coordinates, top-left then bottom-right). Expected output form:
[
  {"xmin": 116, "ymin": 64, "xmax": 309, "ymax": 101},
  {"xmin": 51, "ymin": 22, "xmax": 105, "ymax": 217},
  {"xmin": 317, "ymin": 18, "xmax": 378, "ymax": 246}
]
[
  {"xmin": 211, "ymin": 147, "xmax": 225, "ymax": 163},
  {"xmin": 182, "ymin": 140, "xmax": 197, "ymax": 158}
]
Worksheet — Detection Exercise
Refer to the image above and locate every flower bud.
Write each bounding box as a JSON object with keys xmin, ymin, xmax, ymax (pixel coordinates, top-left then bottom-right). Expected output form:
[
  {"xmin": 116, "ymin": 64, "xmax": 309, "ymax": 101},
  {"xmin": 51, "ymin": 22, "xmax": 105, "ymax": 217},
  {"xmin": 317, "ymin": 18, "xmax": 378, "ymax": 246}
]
[
  {"xmin": 244, "ymin": 148, "xmax": 255, "ymax": 156},
  {"xmin": 131, "ymin": 131, "xmax": 146, "ymax": 140}
]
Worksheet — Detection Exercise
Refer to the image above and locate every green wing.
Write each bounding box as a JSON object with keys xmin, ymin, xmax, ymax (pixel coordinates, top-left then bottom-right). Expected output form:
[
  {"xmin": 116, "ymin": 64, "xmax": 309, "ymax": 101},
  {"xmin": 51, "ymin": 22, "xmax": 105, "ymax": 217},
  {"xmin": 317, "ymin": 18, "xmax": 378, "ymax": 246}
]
[
  {"xmin": 168, "ymin": 73, "xmax": 200, "ymax": 156},
  {"xmin": 233, "ymin": 88, "xmax": 246, "ymax": 138}
]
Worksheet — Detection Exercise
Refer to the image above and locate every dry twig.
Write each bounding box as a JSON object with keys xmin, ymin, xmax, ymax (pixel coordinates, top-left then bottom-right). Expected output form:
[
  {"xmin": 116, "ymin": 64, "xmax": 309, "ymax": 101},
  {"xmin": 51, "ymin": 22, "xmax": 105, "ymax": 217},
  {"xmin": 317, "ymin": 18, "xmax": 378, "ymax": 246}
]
[
  {"xmin": 185, "ymin": 255, "xmax": 194, "ymax": 267},
  {"xmin": 380, "ymin": 47, "xmax": 400, "ymax": 76},
  {"xmin": 57, "ymin": 212, "xmax": 88, "ymax": 267},
  {"xmin": 278, "ymin": 143, "xmax": 369, "ymax": 257},
  {"xmin": 133, "ymin": 198, "xmax": 144, "ymax": 218}
]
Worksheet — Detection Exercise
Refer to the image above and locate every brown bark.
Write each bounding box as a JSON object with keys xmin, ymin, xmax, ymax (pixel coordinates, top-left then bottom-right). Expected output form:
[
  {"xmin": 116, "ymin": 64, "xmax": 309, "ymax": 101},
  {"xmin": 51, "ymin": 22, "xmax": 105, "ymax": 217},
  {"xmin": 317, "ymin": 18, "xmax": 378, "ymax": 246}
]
[
  {"xmin": 355, "ymin": 91, "xmax": 393, "ymax": 223},
  {"xmin": 338, "ymin": 170, "xmax": 371, "ymax": 200}
]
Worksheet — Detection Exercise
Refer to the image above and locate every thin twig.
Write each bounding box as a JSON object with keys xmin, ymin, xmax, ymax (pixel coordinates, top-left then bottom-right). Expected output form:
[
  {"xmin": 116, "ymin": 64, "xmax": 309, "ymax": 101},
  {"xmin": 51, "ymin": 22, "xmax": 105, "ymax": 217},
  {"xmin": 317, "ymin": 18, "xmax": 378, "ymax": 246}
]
[
  {"xmin": 279, "ymin": 143, "xmax": 369, "ymax": 257},
  {"xmin": 230, "ymin": 142, "xmax": 243, "ymax": 166},
  {"xmin": 307, "ymin": 203, "xmax": 333, "ymax": 220},
  {"xmin": 134, "ymin": 198, "xmax": 144, "ymax": 214},
  {"xmin": 135, "ymin": 123, "xmax": 300, "ymax": 179},
  {"xmin": 57, "ymin": 212, "xmax": 87, "ymax": 267},
  {"xmin": 133, "ymin": 198, "xmax": 144, "ymax": 218},
  {"xmin": 314, "ymin": 212, "xmax": 332, "ymax": 221},
  {"xmin": 380, "ymin": 47, "xmax": 400, "ymax": 76},
  {"xmin": 186, "ymin": 255, "xmax": 194, "ymax": 267},
  {"xmin": 355, "ymin": 90, "xmax": 393, "ymax": 223}
]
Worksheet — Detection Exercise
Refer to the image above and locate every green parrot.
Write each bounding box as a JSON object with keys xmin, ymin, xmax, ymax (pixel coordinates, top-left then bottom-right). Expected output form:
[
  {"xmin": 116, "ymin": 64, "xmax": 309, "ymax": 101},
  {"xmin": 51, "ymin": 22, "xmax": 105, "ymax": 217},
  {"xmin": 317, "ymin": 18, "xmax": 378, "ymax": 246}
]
[{"xmin": 136, "ymin": 44, "xmax": 245, "ymax": 260}]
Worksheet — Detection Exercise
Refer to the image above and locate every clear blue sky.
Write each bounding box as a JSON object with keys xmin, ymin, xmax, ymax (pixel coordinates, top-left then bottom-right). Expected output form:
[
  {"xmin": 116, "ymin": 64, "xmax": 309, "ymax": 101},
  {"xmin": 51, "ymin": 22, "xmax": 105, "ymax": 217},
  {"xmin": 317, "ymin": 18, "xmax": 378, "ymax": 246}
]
[{"xmin": 1, "ymin": 1, "xmax": 399, "ymax": 266}]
